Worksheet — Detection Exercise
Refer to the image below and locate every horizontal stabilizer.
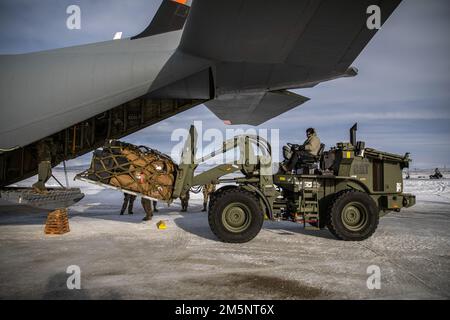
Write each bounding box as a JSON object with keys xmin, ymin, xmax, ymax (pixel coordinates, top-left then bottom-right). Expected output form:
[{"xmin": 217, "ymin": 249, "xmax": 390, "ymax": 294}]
[
  {"xmin": 131, "ymin": 0, "xmax": 190, "ymax": 39},
  {"xmin": 205, "ymin": 90, "xmax": 310, "ymax": 126}
]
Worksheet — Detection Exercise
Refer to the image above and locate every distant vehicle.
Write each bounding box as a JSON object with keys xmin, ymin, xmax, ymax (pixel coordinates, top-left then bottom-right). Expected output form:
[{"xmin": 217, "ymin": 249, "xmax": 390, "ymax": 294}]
[{"xmin": 430, "ymin": 168, "xmax": 443, "ymax": 179}]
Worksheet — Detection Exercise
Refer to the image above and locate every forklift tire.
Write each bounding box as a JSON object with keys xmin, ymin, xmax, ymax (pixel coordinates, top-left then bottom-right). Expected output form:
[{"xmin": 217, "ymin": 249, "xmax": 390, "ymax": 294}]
[
  {"xmin": 208, "ymin": 185, "xmax": 236, "ymax": 212},
  {"xmin": 327, "ymin": 190, "xmax": 379, "ymax": 241},
  {"xmin": 208, "ymin": 188, "xmax": 264, "ymax": 243}
]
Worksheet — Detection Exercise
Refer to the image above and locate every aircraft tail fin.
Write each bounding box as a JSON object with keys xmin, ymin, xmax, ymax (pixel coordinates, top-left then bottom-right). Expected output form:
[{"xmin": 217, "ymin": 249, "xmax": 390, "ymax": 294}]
[{"xmin": 131, "ymin": 0, "xmax": 190, "ymax": 40}]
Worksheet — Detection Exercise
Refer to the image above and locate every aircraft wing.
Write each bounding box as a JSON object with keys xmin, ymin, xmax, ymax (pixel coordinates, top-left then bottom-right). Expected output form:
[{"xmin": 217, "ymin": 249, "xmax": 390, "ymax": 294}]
[
  {"xmin": 178, "ymin": 0, "xmax": 401, "ymax": 123},
  {"xmin": 205, "ymin": 90, "xmax": 309, "ymax": 126},
  {"xmin": 181, "ymin": 0, "xmax": 400, "ymax": 70}
]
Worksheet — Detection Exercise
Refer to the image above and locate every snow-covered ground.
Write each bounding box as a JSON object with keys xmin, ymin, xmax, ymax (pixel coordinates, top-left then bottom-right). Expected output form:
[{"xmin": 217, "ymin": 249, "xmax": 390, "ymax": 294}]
[
  {"xmin": 404, "ymin": 173, "xmax": 450, "ymax": 203},
  {"xmin": 0, "ymin": 168, "xmax": 449, "ymax": 299}
]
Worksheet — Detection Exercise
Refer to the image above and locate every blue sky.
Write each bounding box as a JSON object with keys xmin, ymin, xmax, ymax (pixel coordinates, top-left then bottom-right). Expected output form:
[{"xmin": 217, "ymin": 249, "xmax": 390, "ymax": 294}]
[{"xmin": 0, "ymin": 0, "xmax": 449, "ymax": 168}]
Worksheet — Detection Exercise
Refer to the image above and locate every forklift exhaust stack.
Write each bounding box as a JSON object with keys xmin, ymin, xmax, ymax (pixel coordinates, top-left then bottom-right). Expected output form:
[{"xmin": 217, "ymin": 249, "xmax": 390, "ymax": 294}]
[{"xmin": 350, "ymin": 123, "xmax": 357, "ymax": 146}]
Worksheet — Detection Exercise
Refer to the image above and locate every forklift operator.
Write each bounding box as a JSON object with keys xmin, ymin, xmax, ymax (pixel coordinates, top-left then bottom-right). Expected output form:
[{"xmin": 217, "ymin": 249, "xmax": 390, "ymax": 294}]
[{"xmin": 282, "ymin": 128, "xmax": 321, "ymax": 172}]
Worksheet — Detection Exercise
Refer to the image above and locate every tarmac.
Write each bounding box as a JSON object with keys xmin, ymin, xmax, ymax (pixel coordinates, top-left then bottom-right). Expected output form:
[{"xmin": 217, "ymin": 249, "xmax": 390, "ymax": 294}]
[{"xmin": 0, "ymin": 182, "xmax": 449, "ymax": 299}]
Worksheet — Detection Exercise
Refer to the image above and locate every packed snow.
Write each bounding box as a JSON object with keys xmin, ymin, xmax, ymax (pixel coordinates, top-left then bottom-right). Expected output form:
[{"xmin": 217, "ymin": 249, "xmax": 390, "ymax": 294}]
[{"xmin": 0, "ymin": 168, "xmax": 449, "ymax": 299}]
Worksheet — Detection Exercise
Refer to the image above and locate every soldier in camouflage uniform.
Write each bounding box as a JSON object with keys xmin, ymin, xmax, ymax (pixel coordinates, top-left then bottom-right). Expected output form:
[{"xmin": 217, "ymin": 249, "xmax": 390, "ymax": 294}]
[
  {"xmin": 180, "ymin": 190, "xmax": 190, "ymax": 212},
  {"xmin": 141, "ymin": 198, "xmax": 153, "ymax": 221},
  {"xmin": 120, "ymin": 193, "xmax": 136, "ymax": 215},
  {"xmin": 202, "ymin": 183, "xmax": 216, "ymax": 212},
  {"xmin": 281, "ymin": 127, "xmax": 321, "ymax": 172},
  {"xmin": 32, "ymin": 140, "xmax": 53, "ymax": 193}
]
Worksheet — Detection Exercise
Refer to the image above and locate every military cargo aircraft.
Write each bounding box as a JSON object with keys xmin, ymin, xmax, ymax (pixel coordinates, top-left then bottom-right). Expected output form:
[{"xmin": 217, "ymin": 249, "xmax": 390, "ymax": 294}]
[{"xmin": 0, "ymin": 0, "xmax": 401, "ymax": 188}]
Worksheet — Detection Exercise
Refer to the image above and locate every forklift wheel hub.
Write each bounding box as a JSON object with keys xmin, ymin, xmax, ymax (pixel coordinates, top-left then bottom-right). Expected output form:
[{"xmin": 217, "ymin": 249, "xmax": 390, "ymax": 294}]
[
  {"xmin": 341, "ymin": 202, "xmax": 368, "ymax": 231},
  {"xmin": 222, "ymin": 203, "xmax": 252, "ymax": 233}
]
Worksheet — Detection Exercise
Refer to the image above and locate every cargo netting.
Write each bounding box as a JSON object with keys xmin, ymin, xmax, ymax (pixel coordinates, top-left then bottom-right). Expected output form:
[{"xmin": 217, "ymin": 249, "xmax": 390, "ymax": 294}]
[{"xmin": 79, "ymin": 140, "xmax": 177, "ymax": 201}]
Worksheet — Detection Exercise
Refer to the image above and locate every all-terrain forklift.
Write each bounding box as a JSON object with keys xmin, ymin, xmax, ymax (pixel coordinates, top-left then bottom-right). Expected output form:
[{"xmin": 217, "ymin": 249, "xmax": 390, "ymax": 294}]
[{"xmin": 174, "ymin": 124, "xmax": 416, "ymax": 243}]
